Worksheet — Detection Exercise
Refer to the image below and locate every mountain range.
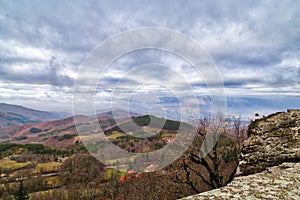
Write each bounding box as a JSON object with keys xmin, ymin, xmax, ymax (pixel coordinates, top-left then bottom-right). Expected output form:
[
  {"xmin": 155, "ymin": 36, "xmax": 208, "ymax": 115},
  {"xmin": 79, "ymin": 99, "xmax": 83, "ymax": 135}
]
[
  {"xmin": 0, "ymin": 103, "xmax": 69, "ymax": 127},
  {"xmin": 0, "ymin": 103, "xmax": 192, "ymax": 149}
]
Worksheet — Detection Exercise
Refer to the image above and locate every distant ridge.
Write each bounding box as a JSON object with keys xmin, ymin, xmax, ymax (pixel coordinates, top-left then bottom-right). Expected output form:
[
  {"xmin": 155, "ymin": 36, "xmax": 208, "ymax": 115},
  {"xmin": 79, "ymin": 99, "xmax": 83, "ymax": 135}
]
[
  {"xmin": 96, "ymin": 109, "xmax": 141, "ymax": 118},
  {"xmin": 0, "ymin": 103, "xmax": 69, "ymax": 127},
  {"xmin": 0, "ymin": 111, "xmax": 193, "ymax": 148}
]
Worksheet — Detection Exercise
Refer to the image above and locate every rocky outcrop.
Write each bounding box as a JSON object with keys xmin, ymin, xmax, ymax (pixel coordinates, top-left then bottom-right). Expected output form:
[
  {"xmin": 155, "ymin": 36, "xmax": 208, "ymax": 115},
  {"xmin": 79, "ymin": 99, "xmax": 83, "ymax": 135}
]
[
  {"xmin": 181, "ymin": 109, "xmax": 300, "ymax": 199},
  {"xmin": 239, "ymin": 109, "xmax": 300, "ymax": 175},
  {"xmin": 182, "ymin": 162, "xmax": 300, "ymax": 199}
]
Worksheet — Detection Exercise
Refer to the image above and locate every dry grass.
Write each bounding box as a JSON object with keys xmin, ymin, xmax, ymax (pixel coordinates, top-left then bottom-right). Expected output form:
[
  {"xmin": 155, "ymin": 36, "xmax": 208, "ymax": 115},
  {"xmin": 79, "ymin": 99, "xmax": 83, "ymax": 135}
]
[
  {"xmin": 46, "ymin": 176, "xmax": 60, "ymax": 187},
  {"xmin": 36, "ymin": 162, "xmax": 61, "ymax": 173},
  {"xmin": 0, "ymin": 157, "xmax": 30, "ymax": 170},
  {"xmin": 74, "ymin": 133, "xmax": 105, "ymax": 141},
  {"xmin": 107, "ymin": 131, "xmax": 126, "ymax": 139}
]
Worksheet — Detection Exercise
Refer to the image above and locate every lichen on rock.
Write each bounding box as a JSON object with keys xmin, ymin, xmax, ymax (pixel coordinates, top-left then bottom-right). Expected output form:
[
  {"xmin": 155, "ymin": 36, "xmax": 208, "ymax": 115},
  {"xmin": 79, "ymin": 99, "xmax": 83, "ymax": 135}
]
[
  {"xmin": 239, "ymin": 109, "xmax": 300, "ymax": 176},
  {"xmin": 181, "ymin": 109, "xmax": 300, "ymax": 200},
  {"xmin": 181, "ymin": 162, "xmax": 300, "ymax": 199}
]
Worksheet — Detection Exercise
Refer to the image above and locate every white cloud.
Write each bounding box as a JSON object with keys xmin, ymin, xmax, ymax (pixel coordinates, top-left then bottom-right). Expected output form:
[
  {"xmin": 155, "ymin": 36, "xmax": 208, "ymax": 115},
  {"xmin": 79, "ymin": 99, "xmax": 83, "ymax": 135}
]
[
  {"xmin": 0, "ymin": 40, "xmax": 52, "ymax": 61},
  {"xmin": 0, "ymin": 0, "xmax": 299, "ymax": 117}
]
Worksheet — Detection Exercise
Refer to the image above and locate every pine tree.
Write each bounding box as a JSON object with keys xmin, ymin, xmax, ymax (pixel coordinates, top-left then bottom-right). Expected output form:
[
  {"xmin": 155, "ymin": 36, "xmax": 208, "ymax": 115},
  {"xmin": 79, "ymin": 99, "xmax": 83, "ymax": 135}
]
[{"xmin": 13, "ymin": 181, "xmax": 29, "ymax": 200}]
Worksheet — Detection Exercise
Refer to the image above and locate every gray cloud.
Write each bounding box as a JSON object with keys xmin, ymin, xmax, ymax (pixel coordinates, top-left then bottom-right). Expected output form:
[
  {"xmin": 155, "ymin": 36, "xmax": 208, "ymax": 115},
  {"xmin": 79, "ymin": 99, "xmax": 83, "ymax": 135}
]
[
  {"xmin": 0, "ymin": 0, "xmax": 299, "ymax": 116},
  {"xmin": 0, "ymin": 57, "xmax": 74, "ymax": 86}
]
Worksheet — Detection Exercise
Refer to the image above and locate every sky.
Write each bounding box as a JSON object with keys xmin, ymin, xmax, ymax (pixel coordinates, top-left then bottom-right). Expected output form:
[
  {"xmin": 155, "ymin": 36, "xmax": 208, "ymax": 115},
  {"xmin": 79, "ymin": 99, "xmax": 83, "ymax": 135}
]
[{"xmin": 0, "ymin": 0, "xmax": 299, "ymax": 120}]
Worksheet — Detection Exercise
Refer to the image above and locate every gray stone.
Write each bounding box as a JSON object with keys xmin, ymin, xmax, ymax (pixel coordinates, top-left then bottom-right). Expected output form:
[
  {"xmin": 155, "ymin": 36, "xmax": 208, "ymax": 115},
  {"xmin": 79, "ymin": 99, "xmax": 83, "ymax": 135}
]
[
  {"xmin": 181, "ymin": 162, "xmax": 300, "ymax": 200},
  {"xmin": 181, "ymin": 110, "xmax": 300, "ymax": 200},
  {"xmin": 239, "ymin": 109, "xmax": 300, "ymax": 175}
]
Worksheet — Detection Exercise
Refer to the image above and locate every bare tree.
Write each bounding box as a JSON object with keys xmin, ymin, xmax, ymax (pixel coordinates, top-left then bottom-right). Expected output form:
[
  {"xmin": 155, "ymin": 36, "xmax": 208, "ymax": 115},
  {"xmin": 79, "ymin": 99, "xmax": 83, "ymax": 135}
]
[
  {"xmin": 232, "ymin": 115, "xmax": 247, "ymax": 151},
  {"xmin": 174, "ymin": 112, "xmax": 239, "ymax": 192}
]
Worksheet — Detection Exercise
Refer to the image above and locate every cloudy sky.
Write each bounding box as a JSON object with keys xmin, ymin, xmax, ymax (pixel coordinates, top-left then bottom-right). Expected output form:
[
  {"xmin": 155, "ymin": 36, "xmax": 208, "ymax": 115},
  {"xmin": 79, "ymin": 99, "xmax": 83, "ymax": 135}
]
[{"xmin": 0, "ymin": 0, "xmax": 299, "ymax": 120}]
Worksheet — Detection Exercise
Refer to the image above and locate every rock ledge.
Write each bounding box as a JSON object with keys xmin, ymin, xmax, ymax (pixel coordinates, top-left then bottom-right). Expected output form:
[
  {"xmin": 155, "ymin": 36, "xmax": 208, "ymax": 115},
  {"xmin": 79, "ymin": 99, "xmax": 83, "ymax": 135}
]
[
  {"xmin": 181, "ymin": 110, "xmax": 300, "ymax": 199},
  {"xmin": 181, "ymin": 162, "xmax": 300, "ymax": 199}
]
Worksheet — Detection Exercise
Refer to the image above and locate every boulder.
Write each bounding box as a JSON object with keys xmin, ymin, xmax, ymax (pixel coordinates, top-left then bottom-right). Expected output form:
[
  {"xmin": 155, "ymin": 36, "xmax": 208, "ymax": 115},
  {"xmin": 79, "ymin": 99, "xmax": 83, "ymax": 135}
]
[
  {"xmin": 181, "ymin": 109, "xmax": 300, "ymax": 199},
  {"xmin": 239, "ymin": 109, "xmax": 300, "ymax": 175}
]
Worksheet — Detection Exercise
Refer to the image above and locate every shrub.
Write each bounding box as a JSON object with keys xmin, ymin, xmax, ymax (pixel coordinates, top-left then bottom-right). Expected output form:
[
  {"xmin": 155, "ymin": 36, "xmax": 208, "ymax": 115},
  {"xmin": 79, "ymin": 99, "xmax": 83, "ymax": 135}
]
[
  {"xmin": 14, "ymin": 136, "xmax": 28, "ymax": 141},
  {"xmin": 59, "ymin": 154, "xmax": 106, "ymax": 186},
  {"xmin": 29, "ymin": 127, "xmax": 42, "ymax": 134}
]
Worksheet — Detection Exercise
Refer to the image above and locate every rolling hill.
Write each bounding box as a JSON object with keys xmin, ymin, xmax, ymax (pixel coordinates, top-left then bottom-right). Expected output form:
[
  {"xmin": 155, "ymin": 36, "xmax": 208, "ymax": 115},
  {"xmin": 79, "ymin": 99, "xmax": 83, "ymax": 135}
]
[
  {"xmin": 0, "ymin": 111, "xmax": 194, "ymax": 149},
  {"xmin": 0, "ymin": 103, "xmax": 69, "ymax": 127}
]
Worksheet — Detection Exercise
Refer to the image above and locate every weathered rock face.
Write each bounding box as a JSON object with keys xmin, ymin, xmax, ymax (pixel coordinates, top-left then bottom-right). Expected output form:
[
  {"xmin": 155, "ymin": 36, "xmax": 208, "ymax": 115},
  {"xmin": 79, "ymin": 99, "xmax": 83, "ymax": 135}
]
[
  {"xmin": 181, "ymin": 162, "xmax": 300, "ymax": 199},
  {"xmin": 181, "ymin": 110, "xmax": 300, "ymax": 199},
  {"xmin": 239, "ymin": 109, "xmax": 300, "ymax": 175}
]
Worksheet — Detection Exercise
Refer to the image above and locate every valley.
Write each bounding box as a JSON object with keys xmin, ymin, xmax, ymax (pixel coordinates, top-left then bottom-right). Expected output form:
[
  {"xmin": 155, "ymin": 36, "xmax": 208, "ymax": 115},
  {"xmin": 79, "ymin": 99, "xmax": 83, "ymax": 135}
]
[{"xmin": 0, "ymin": 105, "xmax": 244, "ymax": 199}]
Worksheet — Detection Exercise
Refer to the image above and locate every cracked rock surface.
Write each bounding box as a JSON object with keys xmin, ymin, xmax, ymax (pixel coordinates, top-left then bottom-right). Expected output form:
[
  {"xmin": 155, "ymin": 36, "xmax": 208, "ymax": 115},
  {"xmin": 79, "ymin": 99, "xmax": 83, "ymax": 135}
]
[
  {"xmin": 239, "ymin": 109, "xmax": 300, "ymax": 176},
  {"xmin": 181, "ymin": 110, "xmax": 300, "ymax": 200},
  {"xmin": 181, "ymin": 162, "xmax": 300, "ymax": 200}
]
